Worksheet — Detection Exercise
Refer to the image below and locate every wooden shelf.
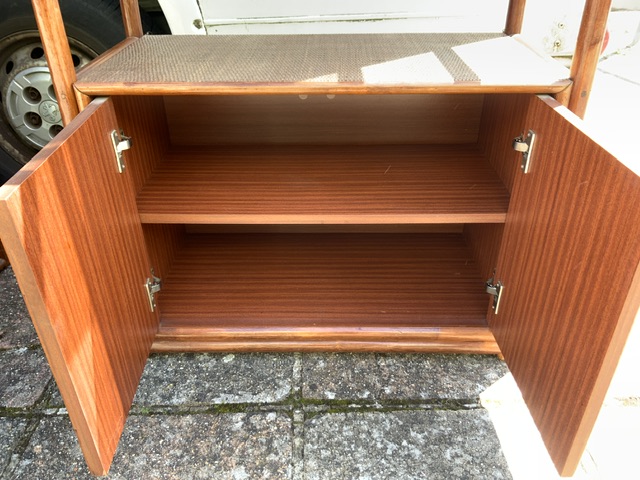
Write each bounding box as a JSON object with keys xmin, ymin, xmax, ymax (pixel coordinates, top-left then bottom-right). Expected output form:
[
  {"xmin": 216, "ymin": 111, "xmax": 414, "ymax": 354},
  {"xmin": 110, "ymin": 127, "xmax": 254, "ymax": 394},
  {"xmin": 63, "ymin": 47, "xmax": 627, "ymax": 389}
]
[
  {"xmin": 75, "ymin": 33, "xmax": 571, "ymax": 95},
  {"xmin": 153, "ymin": 233, "xmax": 498, "ymax": 353},
  {"xmin": 137, "ymin": 145, "xmax": 509, "ymax": 224}
]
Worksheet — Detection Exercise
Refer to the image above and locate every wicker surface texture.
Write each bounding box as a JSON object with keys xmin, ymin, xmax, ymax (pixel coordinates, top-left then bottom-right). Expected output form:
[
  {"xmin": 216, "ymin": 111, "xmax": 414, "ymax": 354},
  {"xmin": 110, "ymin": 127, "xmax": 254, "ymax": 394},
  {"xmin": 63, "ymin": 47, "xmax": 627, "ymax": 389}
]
[{"xmin": 77, "ymin": 33, "xmax": 570, "ymax": 87}]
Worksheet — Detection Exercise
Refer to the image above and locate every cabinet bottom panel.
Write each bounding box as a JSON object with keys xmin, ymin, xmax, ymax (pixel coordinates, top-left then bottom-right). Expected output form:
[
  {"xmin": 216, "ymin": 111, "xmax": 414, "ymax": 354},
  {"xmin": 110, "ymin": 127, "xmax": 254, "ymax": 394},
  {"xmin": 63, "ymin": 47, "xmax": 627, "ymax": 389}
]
[
  {"xmin": 152, "ymin": 327, "xmax": 499, "ymax": 353},
  {"xmin": 153, "ymin": 233, "xmax": 498, "ymax": 353}
]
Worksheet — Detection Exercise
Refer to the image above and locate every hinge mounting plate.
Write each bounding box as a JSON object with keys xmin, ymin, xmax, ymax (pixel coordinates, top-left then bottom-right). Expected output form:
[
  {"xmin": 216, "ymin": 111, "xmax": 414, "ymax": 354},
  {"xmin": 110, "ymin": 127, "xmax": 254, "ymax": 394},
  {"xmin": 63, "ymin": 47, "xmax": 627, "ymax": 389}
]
[
  {"xmin": 513, "ymin": 129, "xmax": 536, "ymax": 174},
  {"xmin": 145, "ymin": 269, "xmax": 162, "ymax": 312},
  {"xmin": 485, "ymin": 274, "xmax": 504, "ymax": 315},
  {"xmin": 110, "ymin": 130, "xmax": 132, "ymax": 173}
]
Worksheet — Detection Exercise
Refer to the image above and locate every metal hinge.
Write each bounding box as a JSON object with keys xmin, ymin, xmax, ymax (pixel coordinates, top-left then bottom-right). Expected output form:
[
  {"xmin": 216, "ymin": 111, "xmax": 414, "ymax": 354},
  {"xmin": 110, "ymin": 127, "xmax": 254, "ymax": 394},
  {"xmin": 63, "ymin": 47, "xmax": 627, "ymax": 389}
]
[
  {"xmin": 110, "ymin": 130, "xmax": 132, "ymax": 173},
  {"xmin": 485, "ymin": 273, "xmax": 504, "ymax": 315},
  {"xmin": 144, "ymin": 269, "xmax": 162, "ymax": 312},
  {"xmin": 512, "ymin": 129, "xmax": 536, "ymax": 174}
]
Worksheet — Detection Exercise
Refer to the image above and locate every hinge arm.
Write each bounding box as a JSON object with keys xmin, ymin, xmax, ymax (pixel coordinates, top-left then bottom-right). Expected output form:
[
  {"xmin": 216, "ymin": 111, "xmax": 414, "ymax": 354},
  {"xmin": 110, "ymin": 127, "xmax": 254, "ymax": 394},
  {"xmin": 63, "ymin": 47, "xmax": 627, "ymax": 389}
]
[
  {"xmin": 145, "ymin": 270, "xmax": 162, "ymax": 312},
  {"xmin": 110, "ymin": 130, "xmax": 132, "ymax": 173},
  {"xmin": 512, "ymin": 130, "xmax": 536, "ymax": 174},
  {"xmin": 485, "ymin": 274, "xmax": 504, "ymax": 315}
]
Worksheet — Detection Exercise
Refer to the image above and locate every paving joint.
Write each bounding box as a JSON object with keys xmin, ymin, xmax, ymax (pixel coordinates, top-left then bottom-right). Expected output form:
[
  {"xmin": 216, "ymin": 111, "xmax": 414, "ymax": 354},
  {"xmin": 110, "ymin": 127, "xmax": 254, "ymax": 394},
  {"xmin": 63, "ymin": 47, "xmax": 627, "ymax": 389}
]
[
  {"xmin": 290, "ymin": 352, "xmax": 305, "ymax": 480},
  {"xmin": 0, "ymin": 375, "xmax": 59, "ymax": 479},
  {"xmin": 125, "ymin": 394, "xmax": 485, "ymax": 418},
  {"xmin": 0, "ymin": 344, "xmax": 42, "ymax": 353},
  {"xmin": 0, "ymin": 415, "xmax": 41, "ymax": 479}
]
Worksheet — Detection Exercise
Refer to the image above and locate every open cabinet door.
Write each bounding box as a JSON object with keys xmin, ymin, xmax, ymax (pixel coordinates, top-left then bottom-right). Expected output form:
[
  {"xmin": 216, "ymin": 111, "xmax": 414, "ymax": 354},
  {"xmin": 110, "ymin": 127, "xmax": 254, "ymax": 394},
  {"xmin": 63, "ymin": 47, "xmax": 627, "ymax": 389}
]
[
  {"xmin": 0, "ymin": 98, "xmax": 157, "ymax": 475},
  {"xmin": 490, "ymin": 95, "xmax": 640, "ymax": 476}
]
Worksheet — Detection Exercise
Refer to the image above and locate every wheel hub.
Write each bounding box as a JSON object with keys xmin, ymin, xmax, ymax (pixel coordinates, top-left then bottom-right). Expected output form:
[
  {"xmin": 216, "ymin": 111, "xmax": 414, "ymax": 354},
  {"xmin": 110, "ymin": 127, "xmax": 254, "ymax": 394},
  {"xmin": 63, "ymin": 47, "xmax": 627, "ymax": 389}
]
[
  {"xmin": 39, "ymin": 100, "xmax": 62, "ymax": 124},
  {"xmin": 0, "ymin": 34, "xmax": 93, "ymax": 153},
  {"xmin": 4, "ymin": 66, "xmax": 61, "ymax": 149}
]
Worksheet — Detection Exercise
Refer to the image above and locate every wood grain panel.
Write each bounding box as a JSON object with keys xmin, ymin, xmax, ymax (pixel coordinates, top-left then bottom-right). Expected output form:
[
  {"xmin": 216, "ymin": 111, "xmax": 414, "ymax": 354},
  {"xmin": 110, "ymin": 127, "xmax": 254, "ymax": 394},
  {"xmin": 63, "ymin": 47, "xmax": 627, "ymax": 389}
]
[
  {"xmin": 137, "ymin": 145, "xmax": 510, "ymax": 224},
  {"xmin": 165, "ymin": 95, "xmax": 483, "ymax": 145},
  {"xmin": 73, "ymin": 34, "xmax": 571, "ymax": 96},
  {"xmin": 478, "ymin": 94, "xmax": 530, "ymax": 193},
  {"xmin": 157, "ymin": 233, "xmax": 490, "ymax": 332},
  {"xmin": 490, "ymin": 95, "xmax": 640, "ymax": 476},
  {"xmin": 0, "ymin": 98, "xmax": 156, "ymax": 475}
]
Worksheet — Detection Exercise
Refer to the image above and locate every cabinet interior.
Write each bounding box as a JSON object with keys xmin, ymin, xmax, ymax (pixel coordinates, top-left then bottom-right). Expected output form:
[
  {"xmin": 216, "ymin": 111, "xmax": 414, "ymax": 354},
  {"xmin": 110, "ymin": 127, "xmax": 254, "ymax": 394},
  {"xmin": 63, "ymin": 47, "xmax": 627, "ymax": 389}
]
[{"xmin": 111, "ymin": 93, "xmax": 528, "ymax": 353}]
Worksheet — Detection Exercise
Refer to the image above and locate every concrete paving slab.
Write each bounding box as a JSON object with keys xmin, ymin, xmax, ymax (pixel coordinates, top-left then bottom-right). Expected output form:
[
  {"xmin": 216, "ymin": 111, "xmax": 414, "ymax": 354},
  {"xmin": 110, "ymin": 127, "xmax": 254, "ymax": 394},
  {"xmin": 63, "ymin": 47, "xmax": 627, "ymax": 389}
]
[
  {"xmin": 43, "ymin": 352, "xmax": 297, "ymax": 410},
  {"xmin": 11, "ymin": 413, "xmax": 292, "ymax": 479},
  {"xmin": 303, "ymin": 409, "xmax": 511, "ymax": 480},
  {"xmin": 0, "ymin": 267, "xmax": 38, "ymax": 349},
  {"xmin": 0, "ymin": 348, "xmax": 50, "ymax": 408},
  {"xmin": 134, "ymin": 352, "xmax": 295, "ymax": 406},
  {"xmin": 302, "ymin": 353, "xmax": 508, "ymax": 401},
  {"xmin": 0, "ymin": 417, "xmax": 28, "ymax": 476}
]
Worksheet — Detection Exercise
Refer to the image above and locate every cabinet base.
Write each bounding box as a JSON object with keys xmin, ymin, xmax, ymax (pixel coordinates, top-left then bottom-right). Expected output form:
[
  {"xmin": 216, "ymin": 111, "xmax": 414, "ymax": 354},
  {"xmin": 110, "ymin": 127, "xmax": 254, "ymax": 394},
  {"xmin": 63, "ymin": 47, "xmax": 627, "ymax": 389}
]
[{"xmin": 152, "ymin": 326, "xmax": 500, "ymax": 354}]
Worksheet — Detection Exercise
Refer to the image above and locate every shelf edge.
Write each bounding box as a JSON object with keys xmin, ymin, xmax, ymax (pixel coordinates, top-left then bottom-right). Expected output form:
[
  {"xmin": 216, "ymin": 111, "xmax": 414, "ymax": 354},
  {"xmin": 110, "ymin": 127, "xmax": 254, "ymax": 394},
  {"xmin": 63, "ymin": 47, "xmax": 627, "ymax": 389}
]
[
  {"xmin": 152, "ymin": 325, "xmax": 499, "ymax": 354},
  {"xmin": 138, "ymin": 213, "xmax": 508, "ymax": 225},
  {"xmin": 75, "ymin": 81, "xmax": 572, "ymax": 96}
]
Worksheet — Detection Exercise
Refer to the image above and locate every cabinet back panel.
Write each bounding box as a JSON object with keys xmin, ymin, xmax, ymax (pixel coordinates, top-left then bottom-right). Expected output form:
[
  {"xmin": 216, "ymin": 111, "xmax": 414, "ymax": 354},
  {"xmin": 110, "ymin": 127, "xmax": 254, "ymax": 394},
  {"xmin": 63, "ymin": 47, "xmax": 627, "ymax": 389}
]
[
  {"xmin": 463, "ymin": 223, "xmax": 504, "ymax": 285},
  {"xmin": 142, "ymin": 224, "xmax": 186, "ymax": 281},
  {"xmin": 158, "ymin": 233, "xmax": 489, "ymax": 328},
  {"xmin": 465, "ymin": 94, "xmax": 529, "ymax": 283},
  {"xmin": 478, "ymin": 94, "xmax": 530, "ymax": 194},
  {"xmin": 111, "ymin": 98, "xmax": 182, "ymax": 298},
  {"xmin": 112, "ymin": 96, "xmax": 170, "ymax": 194},
  {"xmin": 164, "ymin": 94, "xmax": 483, "ymax": 145}
]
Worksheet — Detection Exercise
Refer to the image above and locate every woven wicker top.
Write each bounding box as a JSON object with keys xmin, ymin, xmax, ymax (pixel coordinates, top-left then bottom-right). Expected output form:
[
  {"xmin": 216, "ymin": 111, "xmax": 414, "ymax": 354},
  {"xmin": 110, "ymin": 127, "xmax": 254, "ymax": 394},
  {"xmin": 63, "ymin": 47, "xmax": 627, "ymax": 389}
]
[{"xmin": 76, "ymin": 34, "xmax": 571, "ymax": 94}]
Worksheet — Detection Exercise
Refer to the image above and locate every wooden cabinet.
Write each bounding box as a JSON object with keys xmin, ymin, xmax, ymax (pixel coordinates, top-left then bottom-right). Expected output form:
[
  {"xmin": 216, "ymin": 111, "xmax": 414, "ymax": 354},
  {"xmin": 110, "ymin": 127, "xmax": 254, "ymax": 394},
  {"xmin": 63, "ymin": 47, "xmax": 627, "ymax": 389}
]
[{"xmin": 0, "ymin": 0, "xmax": 638, "ymax": 477}]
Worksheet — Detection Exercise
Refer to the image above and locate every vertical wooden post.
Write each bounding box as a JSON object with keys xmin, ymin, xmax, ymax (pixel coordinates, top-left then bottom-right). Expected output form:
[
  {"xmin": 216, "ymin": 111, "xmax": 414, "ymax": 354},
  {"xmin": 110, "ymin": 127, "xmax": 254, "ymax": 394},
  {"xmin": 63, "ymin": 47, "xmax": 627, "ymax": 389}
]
[
  {"xmin": 505, "ymin": 0, "xmax": 527, "ymax": 35},
  {"xmin": 120, "ymin": 0, "xmax": 144, "ymax": 37},
  {"xmin": 553, "ymin": 85, "xmax": 573, "ymax": 108},
  {"xmin": 31, "ymin": 0, "xmax": 79, "ymax": 124},
  {"xmin": 74, "ymin": 88, "xmax": 93, "ymax": 111},
  {"xmin": 568, "ymin": 0, "xmax": 613, "ymax": 118}
]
